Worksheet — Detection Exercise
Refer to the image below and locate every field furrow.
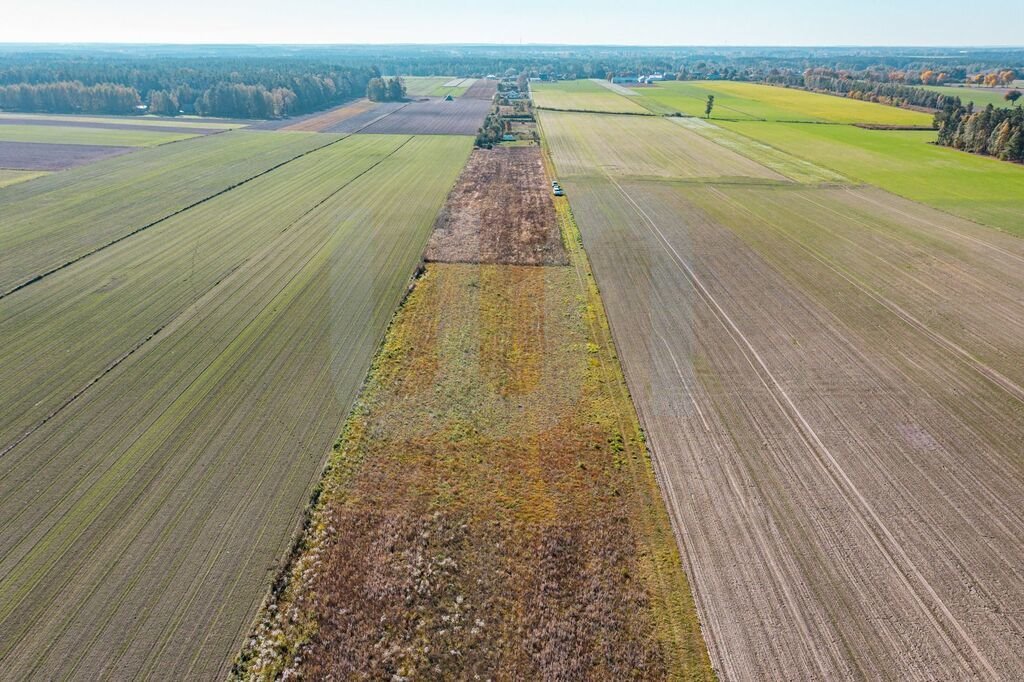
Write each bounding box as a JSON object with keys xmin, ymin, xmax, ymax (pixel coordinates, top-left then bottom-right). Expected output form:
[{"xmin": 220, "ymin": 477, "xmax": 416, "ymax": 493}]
[
  {"xmin": 0, "ymin": 134, "xmax": 472, "ymax": 679},
  {"xmin": 0, "ymin": 130, "xmax": 339, "ymax": 294},
  {"xmin": 541, "ymin": 109, "xmax": 1024, "ymax": 679},
  {"xmin": 0, "ymin": 134, "xmax": 408, "ymax": 455}
]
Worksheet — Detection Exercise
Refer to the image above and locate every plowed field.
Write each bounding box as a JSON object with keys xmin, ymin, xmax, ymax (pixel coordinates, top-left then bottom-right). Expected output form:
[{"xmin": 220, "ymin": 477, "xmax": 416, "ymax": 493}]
[{"xmin": 541, "ymin": 108, "xmax": 1024, "ymax": 680}]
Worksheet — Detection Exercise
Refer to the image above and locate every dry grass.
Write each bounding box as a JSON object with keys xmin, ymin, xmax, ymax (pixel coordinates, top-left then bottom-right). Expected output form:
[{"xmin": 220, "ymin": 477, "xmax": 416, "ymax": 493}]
[
  {"xmin": 232, "ymin": 218, "xmax": 713, "ymax": 680},
  {"xmin": 425, "ymin": 146, "xmax": 566, "ymax": 266}
]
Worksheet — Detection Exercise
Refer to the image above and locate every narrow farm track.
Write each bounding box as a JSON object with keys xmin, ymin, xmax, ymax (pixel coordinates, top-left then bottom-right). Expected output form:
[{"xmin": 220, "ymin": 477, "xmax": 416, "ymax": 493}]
[
  {"xmin": 0, "ymin": 134, "xmax": 472, "ymax": 679},
  {"xmin": 540, "ymin": 110, "xmax": 1024, "ymax": 680}
]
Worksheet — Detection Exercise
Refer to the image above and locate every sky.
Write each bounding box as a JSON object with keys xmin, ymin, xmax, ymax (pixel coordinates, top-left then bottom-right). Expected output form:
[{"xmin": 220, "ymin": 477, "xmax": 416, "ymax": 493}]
[{"xmin": 1, "ymin": 0, "xmax": 1021, "ymax": 46}]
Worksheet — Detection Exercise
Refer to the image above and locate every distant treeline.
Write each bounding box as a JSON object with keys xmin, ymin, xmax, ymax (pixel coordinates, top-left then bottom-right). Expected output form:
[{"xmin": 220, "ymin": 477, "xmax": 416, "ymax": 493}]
[
  {"xmin": 1, "ymin": 45, "xmax": 1022, "ymax": 119},
  {"xmin": 0, "ymin": 81, "xmax": 142, "ymax": 115},
  {"xmin": 0, "ymin": 57, "xmax": 378, "ymax": 118},
  {"xmin": 794, "ymin": 68, "xmax": 965, "ymax": 111},
  {"xmin": 935, "ymin": 103, "xmax": 1024, "ymax": 162}
]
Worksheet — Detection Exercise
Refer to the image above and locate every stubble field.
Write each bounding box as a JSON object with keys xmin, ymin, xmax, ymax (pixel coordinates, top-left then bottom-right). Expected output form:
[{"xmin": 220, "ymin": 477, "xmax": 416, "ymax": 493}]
[
  {"xmin": 540, "ymin": 97, "xmax": 1024, "ymax": 679},
  {"xmin": 531, "ymin": 80, "xmax": 652, "ymax": 114}
]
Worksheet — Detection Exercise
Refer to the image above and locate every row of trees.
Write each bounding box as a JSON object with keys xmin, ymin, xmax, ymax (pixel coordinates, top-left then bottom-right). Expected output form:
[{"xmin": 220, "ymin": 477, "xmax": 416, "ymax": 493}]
[
  {"xmin": 801, "ymin": 68, "xmax": 965, "ymax": 112},
  {"xmin": 966, "ymin": 70, "xmax": 1017, "ymax": 86},
  {"xmin": 936, "ymin": 103, "xmax": 1024, "ymax": 162},
  {"xmin": 365, "ymin": 77, "xmax": 405, "ymax": 102}
]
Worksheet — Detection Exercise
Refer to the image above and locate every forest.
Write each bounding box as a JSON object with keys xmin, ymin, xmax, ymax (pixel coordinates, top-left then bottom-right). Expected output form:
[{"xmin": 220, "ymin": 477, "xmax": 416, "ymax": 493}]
[
  {"xmin": 935, "ymin": 102, "xmax": 1024, "ymax": 162},
  {"xmin": 0, "ymin": 54, "xmax": 378, "ymax": 118}
]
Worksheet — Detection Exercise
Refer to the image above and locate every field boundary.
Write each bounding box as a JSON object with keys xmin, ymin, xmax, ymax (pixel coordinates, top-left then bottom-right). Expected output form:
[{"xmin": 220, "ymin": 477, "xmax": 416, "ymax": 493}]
[
  {"xmin": 533, "ymin": 105, "xmax": 654, "ymax": 116},
  {"xmin": 227, "ymin": 145, "xmax": 469, "ymax": 678},
  {"xmin": 538, "ymin": 118, "xmax": 717, "ymax": 677}
]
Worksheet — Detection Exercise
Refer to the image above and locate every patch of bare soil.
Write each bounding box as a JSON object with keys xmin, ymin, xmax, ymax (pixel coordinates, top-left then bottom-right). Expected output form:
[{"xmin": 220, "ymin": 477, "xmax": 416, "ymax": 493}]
[
  {"xmin": 357, "ymin": 98, "xmax": 491, "ymax": 135},
  {"xmin": 463, "ymin": 79, "xmax": 499, "ymax": 100},
  {"xmin": 0, "ymin": 141, "xmax": 135, "ymax": 170},
  {"xmin": 425, "ymin": 146, "xmax": 566, "ymax": 266}
]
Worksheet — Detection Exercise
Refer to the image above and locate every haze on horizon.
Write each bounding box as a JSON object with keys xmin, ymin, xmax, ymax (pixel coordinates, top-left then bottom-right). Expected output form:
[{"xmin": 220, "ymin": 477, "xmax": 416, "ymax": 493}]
[{"xmin": 2, "ymin": 0, "xmax": 1022, "ymax": 47}]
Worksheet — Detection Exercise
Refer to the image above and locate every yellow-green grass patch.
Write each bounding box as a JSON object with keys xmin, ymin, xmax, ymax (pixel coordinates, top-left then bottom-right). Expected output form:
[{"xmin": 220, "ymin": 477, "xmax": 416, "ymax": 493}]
[
  {"xmin": 0, "ymin": 124, "xmax": 198, "ymax": 147},
  {"xmin": 0, "ymin": 169, "xmax": 47, "ymax": 188},
  {"xmin": 718, "ymin": 120, "xmax": 1024, "ymax": 235},
  {"xmin": 532, "ymin": 79, "xmax": 652, "ymax": 114},
  {"xmin": 631, "ymin": 80, "xmax": 934, "ymax": 125}
]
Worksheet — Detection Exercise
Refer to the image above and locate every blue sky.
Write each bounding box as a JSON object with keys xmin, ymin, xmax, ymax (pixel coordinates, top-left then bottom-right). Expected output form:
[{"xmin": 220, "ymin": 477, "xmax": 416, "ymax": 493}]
[{"xmin": 2, "ymin": 0, "xmax": 1021, "ymax": 45}]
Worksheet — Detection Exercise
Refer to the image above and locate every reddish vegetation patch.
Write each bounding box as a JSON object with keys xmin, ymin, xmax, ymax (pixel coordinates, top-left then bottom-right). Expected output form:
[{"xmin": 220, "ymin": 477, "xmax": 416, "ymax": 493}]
[
  {"xmin": 0, "ymin": 141, "xmax": 135, "ymax": 170},
  {"xmin": 321, "ymin": 101, "xmax": 409, "ymax": 133},
  {"xmin": 233, "ymin": 264, "xmax": 710, "ymax": 680},
  {"xmin": 463, "ymin": 79, "xmax": 499, "ymax": 100},
  {"xmin": 278, "ymin": 99, "xmax": 379, "ymax": 132},
  {"xmin": 425, "ymin": 146, "xmax": 566, "ymax": 265}
]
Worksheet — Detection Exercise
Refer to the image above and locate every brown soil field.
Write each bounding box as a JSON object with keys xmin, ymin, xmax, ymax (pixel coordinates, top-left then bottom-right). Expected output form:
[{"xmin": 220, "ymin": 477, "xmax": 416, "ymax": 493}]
[
  {"xmin": 543, "ymin": 110, "xmax": 1024, "ymax": 679},
  {"xmin": 277, "ymin": 99, "xmax": 378, "ymax": 132},
  {"xmin": 357, "ymin": 98, "xmax": 491, "ymax": 135},
  {"xmin": 0, "ymin": 140, "xmax": 135, "ymax": 170},
  {"xmin": 425, "ymin": 146, "xmax": 566, "ymax": 265},
  {"xmin": 463, "ymin": 78, "xmax": 499, "ymax": 100},
  {"xmin": 232, "ymin": 258, "xmax": 714, "ymax": 681}
]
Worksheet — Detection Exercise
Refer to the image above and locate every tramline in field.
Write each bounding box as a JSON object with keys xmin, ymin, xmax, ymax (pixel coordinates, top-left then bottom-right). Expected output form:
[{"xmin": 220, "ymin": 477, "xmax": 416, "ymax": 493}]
[{"xmin": 538, "ymin": 79, "xmax": 1024, "ymax": 679}]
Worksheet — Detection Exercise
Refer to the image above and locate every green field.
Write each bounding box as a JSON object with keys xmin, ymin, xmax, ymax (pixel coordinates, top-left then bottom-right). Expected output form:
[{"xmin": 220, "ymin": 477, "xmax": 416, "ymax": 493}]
[
  {"xmin": 919, "ymin": 85, "xmax": 1021, "ymax": 109},
  {"xmin": 0, "ymin": 169, "xmax": 47, "ymax": 188},
  {"xmin": 0, "ymin": 112, "xmax": 245, "ymax": 129},
  {"xmin": 401, "ymin": 76, "xmax": 455, "ymax": 96},
  {"xmin": 630, "ymin": 81, "xmax": 935, "ymax": 125},
  {"xmin": 531, "ymin": 79, "xmax": 652, "ymax": 114},
  {"xmin": 717, "ymin": 120, "xmax": 1024, "ymax": 234},
  {"xmin": 0, "ymin": 130, "xmax": 338, "ymax": 293},
  {"xmin": 429, "ymin": 77, "xmax": 475, "ymax": 97},
  {"xmin": 0, "ymin": 133, "xmax": 472, "ymax": 679},
  {"xmin": 0, "ymin": 124, "xmax": 200, "ymax": 146}
]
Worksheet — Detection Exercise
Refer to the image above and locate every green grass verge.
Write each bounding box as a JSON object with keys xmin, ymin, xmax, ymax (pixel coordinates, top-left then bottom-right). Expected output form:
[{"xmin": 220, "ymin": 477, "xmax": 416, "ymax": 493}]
[
  {"xmin": 0, "ymin": 169, "xmax": 48, "ymax": 188},
  {"xmin": 0, "ymin": 112, "xmax": 244, "ymax": 129},
  {"xmin": 0, "ymin": 124, "xmax": 199, "ymax": 147}
]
